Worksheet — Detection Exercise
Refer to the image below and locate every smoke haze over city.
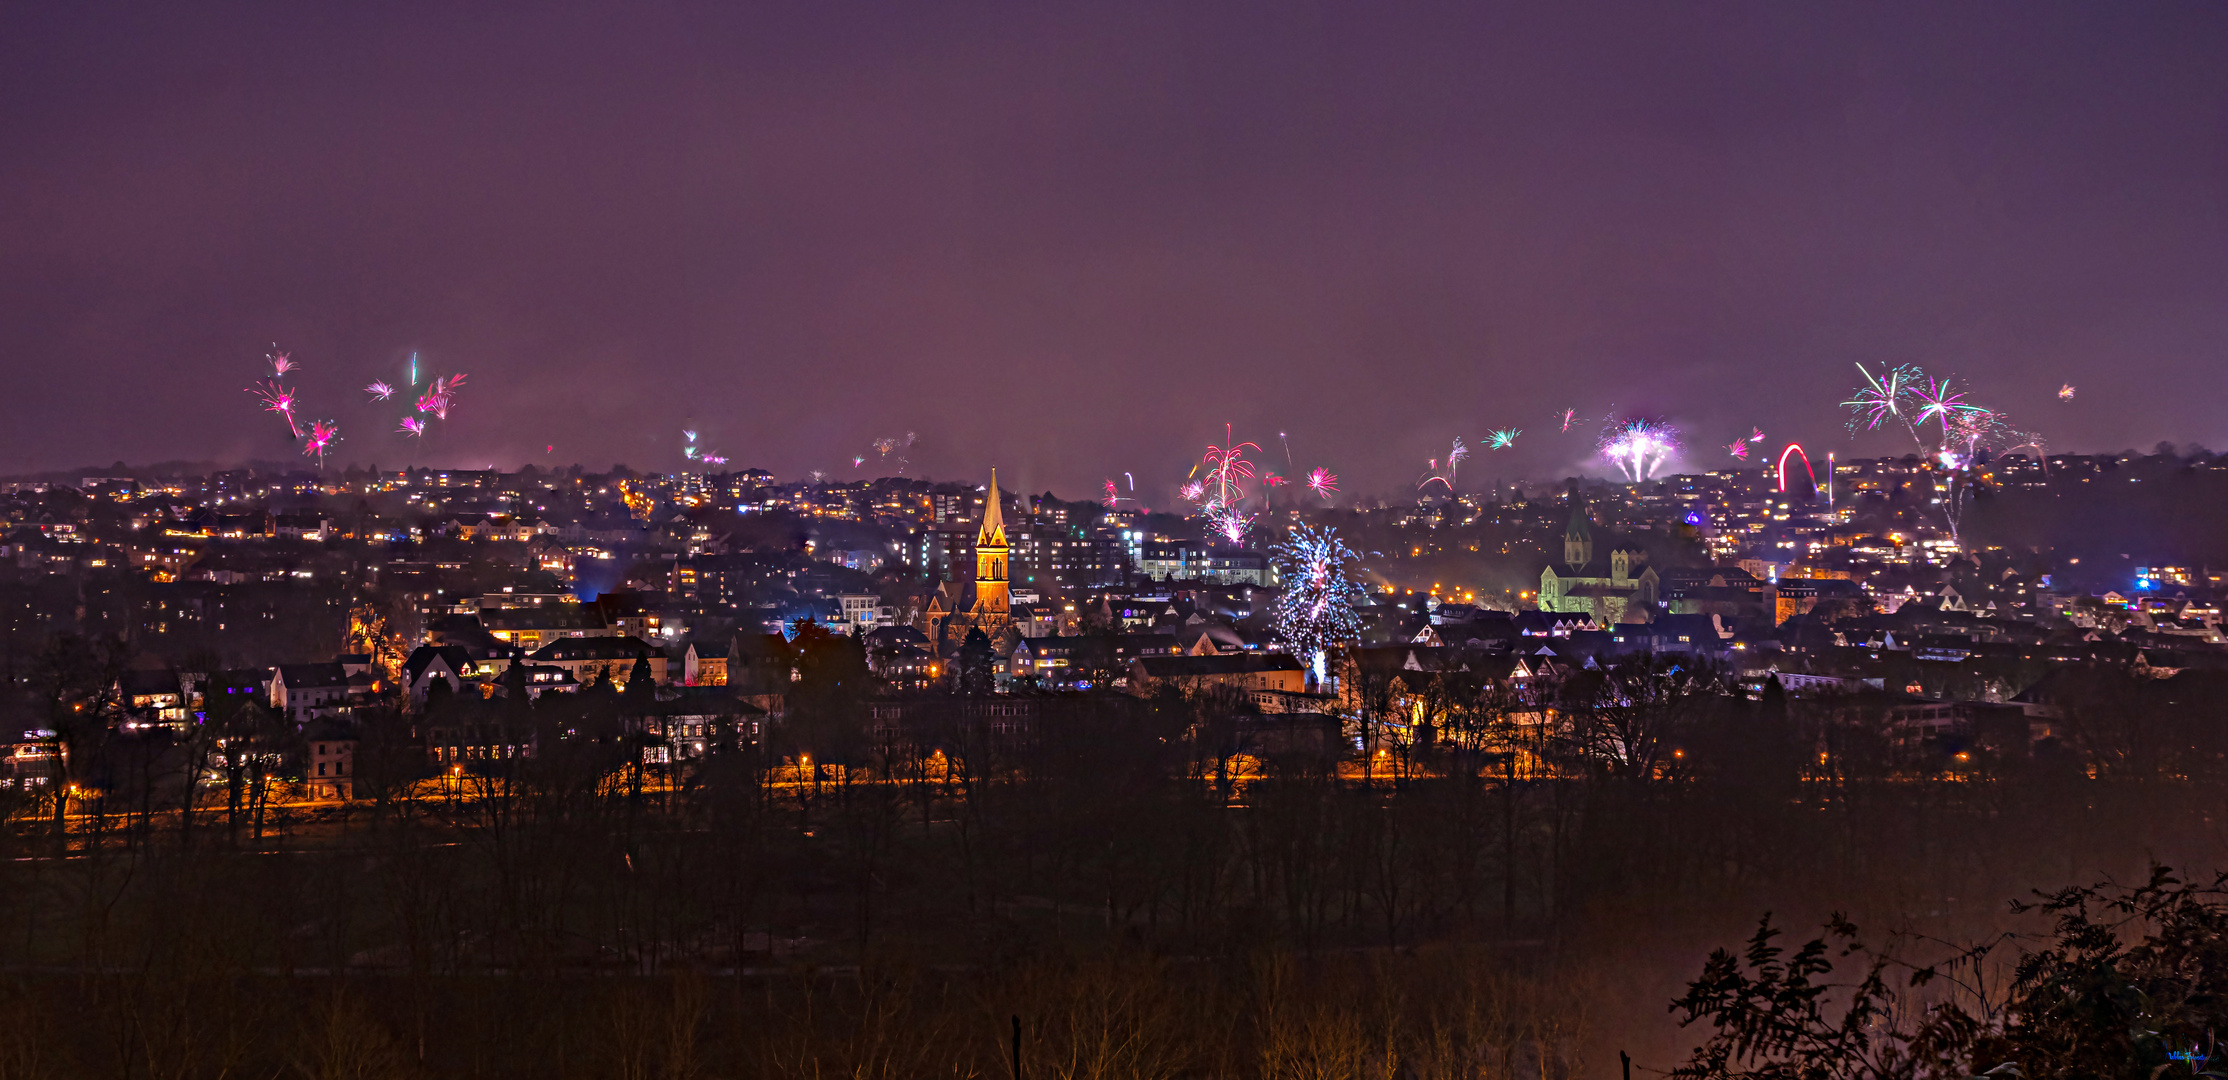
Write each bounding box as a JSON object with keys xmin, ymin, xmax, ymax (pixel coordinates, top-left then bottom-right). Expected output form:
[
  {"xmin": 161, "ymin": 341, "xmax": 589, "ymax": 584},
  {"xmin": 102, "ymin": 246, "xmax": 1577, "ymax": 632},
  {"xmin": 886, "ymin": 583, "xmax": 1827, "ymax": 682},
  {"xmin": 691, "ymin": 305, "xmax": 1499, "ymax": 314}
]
[{"xmin": 3, "ymin": 2, "xmax": 2226, "ymax": 496}]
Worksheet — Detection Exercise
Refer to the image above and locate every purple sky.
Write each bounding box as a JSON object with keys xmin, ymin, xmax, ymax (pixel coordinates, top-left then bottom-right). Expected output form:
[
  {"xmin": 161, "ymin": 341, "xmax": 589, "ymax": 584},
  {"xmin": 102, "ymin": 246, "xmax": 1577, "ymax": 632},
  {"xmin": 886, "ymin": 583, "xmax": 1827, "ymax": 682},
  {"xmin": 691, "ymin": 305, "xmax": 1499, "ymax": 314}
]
[{"xmin": 2, "ymin": 1, "xmax": 2223, "ymax": 499}]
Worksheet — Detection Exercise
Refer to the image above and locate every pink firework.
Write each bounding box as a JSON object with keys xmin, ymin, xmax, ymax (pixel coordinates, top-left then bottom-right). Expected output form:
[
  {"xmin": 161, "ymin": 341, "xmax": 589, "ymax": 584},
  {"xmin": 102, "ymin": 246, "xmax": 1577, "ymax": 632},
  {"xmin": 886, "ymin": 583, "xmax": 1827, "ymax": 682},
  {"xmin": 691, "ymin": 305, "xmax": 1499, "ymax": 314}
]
[
  {"xmin": 365, "ymin": 380, "xmax": 394, "ymax": 402},
  {"xmin": 1179, "ymin": 480, "xmax": 1206, "ymax": 503},
  {"xmin": 1749, "ymin": 427, "xmax": 1765, "ymax": 443},
  {"xmin": 1558, "ymin": 409, "xmax": 1579, "ymax": 433},
  {"xmin": 1306, "ymin": 468, "xmax": 1339, "ymax": 499},
  {"xmin": 302, "ymin": 420, "xmax": 340, "ymax": 467},
  {"xmin": 415, "ymin": 373, "xmax": 468, "ymax": 420},
  {"xmin": 1103, "ymin": 479, "xmax": 1122, "ymax": 509},
  {"xmin": 1200, "ymin": 424, "xmax": 1261, "ymax": 508},
  {"xmin": 267, "ymin": 347, "xmax": 296, "ymax": 376},
  {"xmin": 702, "ymin": 453, "xmax": 727, "ymax": 466},
  {"xmin": 1208, "ymin": 506, "xmax": 1255, "ymax": 546},
  {"xmin": 247, "ymin": 379, "xmax": 302, "ymax": 438},
  {"xmin": 1726, "ymin": 441, "xmax": 1750, "ymax": 459},
  {"xmin": 398, "ymin": 417, "xmax": 426, "ymax": 437}
]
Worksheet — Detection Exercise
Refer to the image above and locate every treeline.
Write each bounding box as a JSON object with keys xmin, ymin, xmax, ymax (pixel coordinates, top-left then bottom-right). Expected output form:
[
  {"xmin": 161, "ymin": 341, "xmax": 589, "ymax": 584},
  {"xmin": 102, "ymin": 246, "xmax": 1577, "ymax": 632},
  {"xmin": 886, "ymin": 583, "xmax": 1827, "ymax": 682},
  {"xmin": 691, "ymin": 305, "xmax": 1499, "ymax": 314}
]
[{"xmin": 0, "ymin": 637, "xmax": 2222, "ymax": 1075}]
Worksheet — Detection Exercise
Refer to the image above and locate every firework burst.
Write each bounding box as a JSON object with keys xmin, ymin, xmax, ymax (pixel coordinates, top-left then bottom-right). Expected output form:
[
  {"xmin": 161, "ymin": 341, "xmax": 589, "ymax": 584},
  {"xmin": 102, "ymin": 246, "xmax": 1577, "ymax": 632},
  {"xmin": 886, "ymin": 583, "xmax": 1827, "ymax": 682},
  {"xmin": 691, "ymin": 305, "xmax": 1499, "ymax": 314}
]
[
  {"xmin": 398, "ymin": 417, "xmax": 426, "ymax": 437},
  {"xmin": 302, "ymin": 420, "xmax": 340, "ymax": 467},
  {"xmin": 1725, "ymin": 441, "xmax": 1750, "ymax": 459},
  {"xmin": 365, "ymin": 381, "xmax": 394, "ymax": 402},
  {"xmin": 2058, "ymin": 384, "xmax": 2075, "ymax": 402},
  {"xmin": 1270, "ymin": 524, "xmax": 1367, "ymax": 682},
  {"xmin": 1598, "ymin": 418, "xmax": 1680, "ymax": 481},
  {"xmin": 1200, "ymin": 425, "xmax": 1262, "ymax": 509},
  {"xmin": 1305, "ymin": 468, "xmax": 1338, "ymax": 500},
  {"xmin": 412, "ymin": 373, "xmax": 467, "ymax": 420},
  {"xmin": 247, "ymin": 379, "xmax": 303, "ymax": 438},
  {"xmin": 1208, "ymin": 506, "xmax": 1255, "ymax": 546},
  {"xmin": 1487, "ymin": 428, "xmax": 1521, "ymax": 450},
  {"xmin": 1911, "ymin": 376, "xmax": 1987, "ymax": 433},
  {"xmin": 267, "ymin": 346, "xmax": 296, "ymax": 376},
  {"xmin": 1842, "ymin": 362, "xmax": 1920, "ymax": 432}
]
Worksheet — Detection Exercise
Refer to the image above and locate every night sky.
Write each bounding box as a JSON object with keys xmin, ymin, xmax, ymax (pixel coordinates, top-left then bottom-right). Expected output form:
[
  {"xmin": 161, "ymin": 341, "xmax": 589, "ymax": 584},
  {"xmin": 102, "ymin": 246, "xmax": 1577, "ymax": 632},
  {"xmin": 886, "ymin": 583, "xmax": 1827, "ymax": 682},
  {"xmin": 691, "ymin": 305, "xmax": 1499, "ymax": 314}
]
[{"xmin": 2, "ymin": 2, "xmax": 2223, "ymax": 499}]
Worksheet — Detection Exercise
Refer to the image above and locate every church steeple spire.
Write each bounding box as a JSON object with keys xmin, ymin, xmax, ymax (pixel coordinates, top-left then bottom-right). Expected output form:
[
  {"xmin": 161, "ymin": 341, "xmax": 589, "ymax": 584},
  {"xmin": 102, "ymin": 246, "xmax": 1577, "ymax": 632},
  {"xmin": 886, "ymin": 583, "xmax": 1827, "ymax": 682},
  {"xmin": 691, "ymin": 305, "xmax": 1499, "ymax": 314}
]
[
  {"xmin": 1563, "ymin": 482, "xmax": 1593, "ymax": 571},
  {"xmin": 973, "ymin": 468, "xmax": 1010, "ymax": 622},
  {"xmin": 977, "ymin": 468, "xmax": 1007, "ymax": 548}
]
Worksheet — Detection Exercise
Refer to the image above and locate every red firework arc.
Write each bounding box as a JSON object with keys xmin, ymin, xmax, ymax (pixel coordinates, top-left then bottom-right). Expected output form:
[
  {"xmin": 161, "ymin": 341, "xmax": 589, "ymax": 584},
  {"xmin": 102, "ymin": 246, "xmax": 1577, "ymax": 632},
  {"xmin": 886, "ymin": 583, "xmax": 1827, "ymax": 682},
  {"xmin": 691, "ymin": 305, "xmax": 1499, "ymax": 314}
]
[{"xmin": 1777, "ymin": 443, "xmax": 1817, "ymax": 494}]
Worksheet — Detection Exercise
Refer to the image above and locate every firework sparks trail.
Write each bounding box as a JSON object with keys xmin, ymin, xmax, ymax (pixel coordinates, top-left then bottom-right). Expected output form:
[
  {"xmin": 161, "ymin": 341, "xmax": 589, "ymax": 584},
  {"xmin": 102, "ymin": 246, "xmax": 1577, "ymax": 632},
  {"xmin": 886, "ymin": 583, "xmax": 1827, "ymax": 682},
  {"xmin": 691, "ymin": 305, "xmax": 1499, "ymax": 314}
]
[
  {"xmin": 1486, "ymin": 429, "xmax": 1521, "ymax": 450},
  {"xmin": 1260, "ymin": 472, "xmax": 1289, "ymax": 511},
  {"xmin": 701, "ymin": 454, "xmax": 727, "ymax": 466},
  {"xmin": 1125, "ymin": 472, "xmax": 1134, "ymax": 491},
  {"xmin": 1749, "ymin": 428, "xmax": 1765, "ymax": 443},
  {"xmin": 852, "ymin": 456, "xmax": 865, "ymax": 468},
  {"xmin": 1842, "ymin": 362, "xmax": 1922, "ymax": 433},
  {"xmin": 247, "ymin": 379, "xmax": 303, "ymax": 438},
  {"xmin": 1557, "ymin": 409, "xmax": 1580, "ymax": 433},
  {"xmin": 1306, "ymin": 468, "xmax": 1338, "ymax": 500},
  {"xmin": 2058, "ymin": 384, "xmax": 2076, "ymax": 402},
  {"xmin": 1179, "ymin": 480, "xmax": 1206, "ymax": 503},
  {"xmin": 365, "ymin": 381, "xmax": 394, "ymax": 402},
  {"xmin": 1208, "ymin": 506, "xmax": 1255, "ymax": 546},
  {"xmin": 1726, "ymin": 441, "xmax": 1750, "ymax": 459},
  {"xmin": 302, "ymin": 420, "xmax": 340, "ymax": 467},
  {"xmin": 267, "ymin": 346, "xmax": 295, "ymax": 376},
  {"xmin": 1912, "ymin": 376, "xmax": 1988, "ymax": 433},
  {"xmin": 1446, "ymin": 438, "xmax": 1469, "ymax": 478},
  {"xmin": 683, "ymin": 430, "xmax": 698, "ymax": 444},
  {"xmin": 1598, "ymin": 418, "xmax": 1680, "ymax": 481},
  {"xmin": 1200, "ymin": 424, "xmax": 1262, "ymax": 509},
  {"xmin": 1840, "ymin": 363, "xmax": 2014, "ymax": 546},
  {"xmin": 415, "ymin": 374, "xmax": 466, "ymax": 421},
  {"xmin": 1104, "ymin": 479, "xmax": 1122, "ymax": 509},
  {"xmin": 398, "ymin": 417, "xmax": 426, "ymax": 437},
  {"xmin": 2003, "ymin": 434, "xmax": 2049, "ymax": 474},
  {"xmin": 1270, "ymin": 524, "xmax": 1367, "ymax": 682},
  {"xmin": 1946, "ymin": 411, "xmax": 2006, "ymax": 460}
]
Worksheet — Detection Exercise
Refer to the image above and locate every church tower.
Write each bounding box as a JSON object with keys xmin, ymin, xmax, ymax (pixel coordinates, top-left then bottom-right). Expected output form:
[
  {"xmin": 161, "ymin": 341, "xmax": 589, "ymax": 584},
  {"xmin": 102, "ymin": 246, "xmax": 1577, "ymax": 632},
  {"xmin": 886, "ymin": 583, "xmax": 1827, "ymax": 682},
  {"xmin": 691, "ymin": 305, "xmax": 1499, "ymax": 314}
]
[
  {"xmin": 973, "ymin": 468, "xmax": 1010, "ymax": 621},
  {"xmin": 1563, "ymin": 484, "xmax": 1594, "ymax": 571}
]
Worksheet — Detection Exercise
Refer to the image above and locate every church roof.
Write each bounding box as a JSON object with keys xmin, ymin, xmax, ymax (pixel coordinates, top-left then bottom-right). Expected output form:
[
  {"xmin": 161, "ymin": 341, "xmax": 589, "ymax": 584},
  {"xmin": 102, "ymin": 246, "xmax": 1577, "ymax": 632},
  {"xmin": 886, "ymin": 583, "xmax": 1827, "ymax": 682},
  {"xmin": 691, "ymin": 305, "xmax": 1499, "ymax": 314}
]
[{"xmin": 978, "ymin": 468, "xmax": 1007, "ymax": 548}]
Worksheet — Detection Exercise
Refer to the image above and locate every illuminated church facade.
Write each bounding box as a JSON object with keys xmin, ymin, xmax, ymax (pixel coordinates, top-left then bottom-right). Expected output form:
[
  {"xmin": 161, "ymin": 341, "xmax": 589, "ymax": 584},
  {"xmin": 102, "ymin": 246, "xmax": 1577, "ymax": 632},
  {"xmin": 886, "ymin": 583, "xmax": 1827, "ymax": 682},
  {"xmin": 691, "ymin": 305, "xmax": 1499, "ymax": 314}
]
[
  {"xmin": 922, "ymin": 469, "xmax": 1015, "ymax": 655},
  {"xmin": 1537, "ymin": 488, "xmax": 1659, "ymax": 626}
]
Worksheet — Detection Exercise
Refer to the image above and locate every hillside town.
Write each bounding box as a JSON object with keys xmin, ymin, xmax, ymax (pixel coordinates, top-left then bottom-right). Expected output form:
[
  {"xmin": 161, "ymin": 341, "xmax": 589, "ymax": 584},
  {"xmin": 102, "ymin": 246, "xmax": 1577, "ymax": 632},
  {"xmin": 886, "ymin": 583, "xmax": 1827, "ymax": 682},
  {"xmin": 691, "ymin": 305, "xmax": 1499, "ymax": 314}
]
[{"xmin": 5, "ymin": 445, "xmax": 2224, "ymax": 803}]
